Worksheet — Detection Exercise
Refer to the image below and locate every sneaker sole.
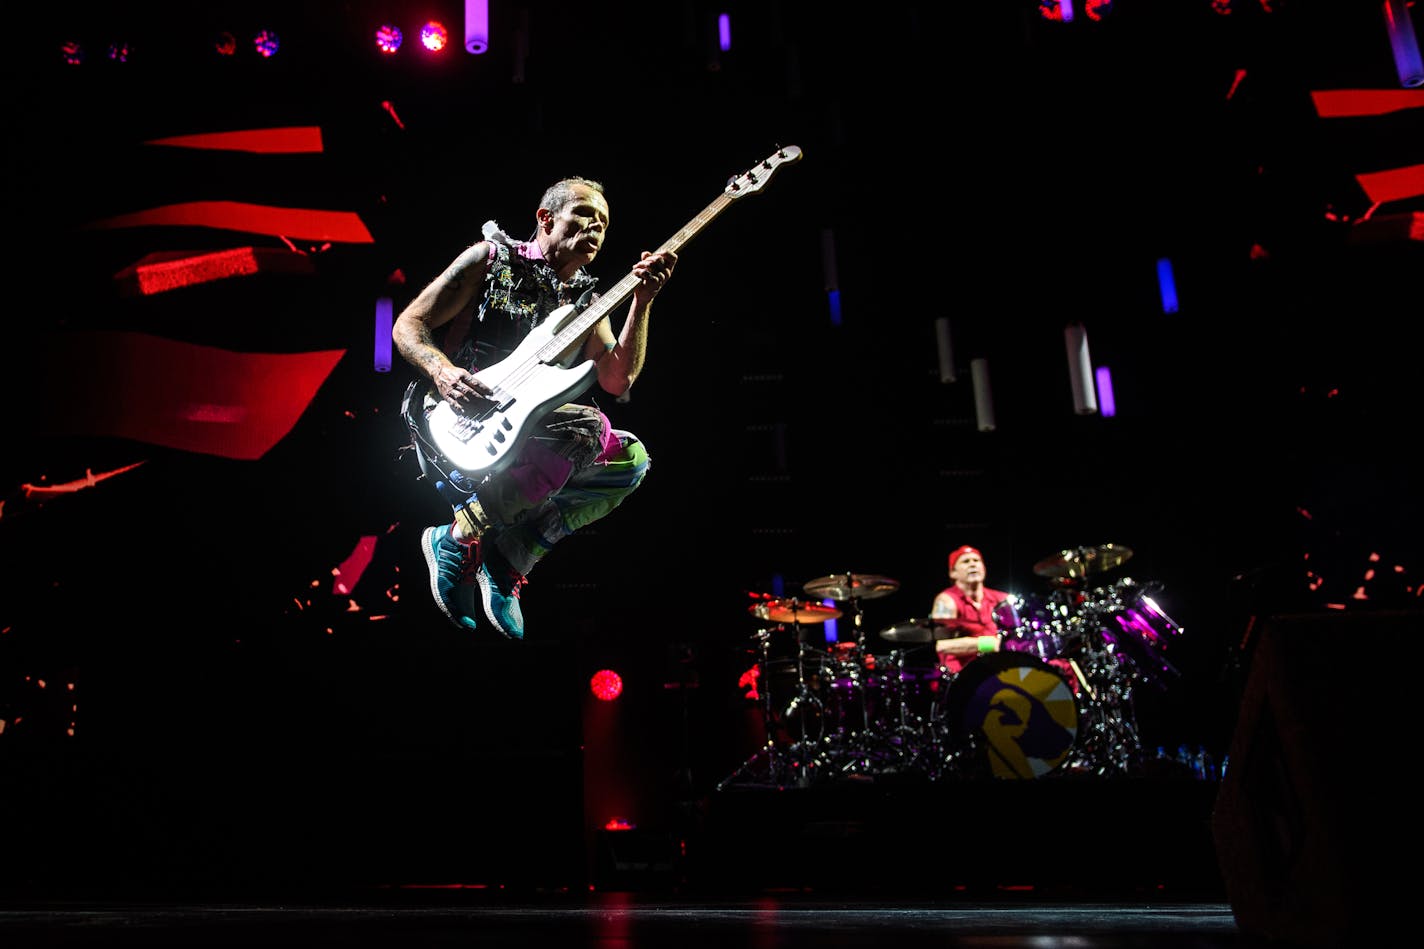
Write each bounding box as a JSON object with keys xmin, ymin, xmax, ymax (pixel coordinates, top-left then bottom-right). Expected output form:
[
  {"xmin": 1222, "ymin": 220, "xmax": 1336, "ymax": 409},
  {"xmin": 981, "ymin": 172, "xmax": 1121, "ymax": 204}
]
[
  {"xmin": 421, "ymin": 526, "xmax": 461, "ymax": 628},
  {"xmin": 476, "ymin": 563, "xmax": 522, "ymax": 640}
]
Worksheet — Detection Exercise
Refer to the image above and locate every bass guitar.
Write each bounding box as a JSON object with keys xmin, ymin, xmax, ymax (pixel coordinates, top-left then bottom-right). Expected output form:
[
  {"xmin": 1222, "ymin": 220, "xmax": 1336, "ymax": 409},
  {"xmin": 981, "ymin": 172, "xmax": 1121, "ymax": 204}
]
[{"xmin": 417, "ymin": 144, "xmax": 802, "ymax": 481}]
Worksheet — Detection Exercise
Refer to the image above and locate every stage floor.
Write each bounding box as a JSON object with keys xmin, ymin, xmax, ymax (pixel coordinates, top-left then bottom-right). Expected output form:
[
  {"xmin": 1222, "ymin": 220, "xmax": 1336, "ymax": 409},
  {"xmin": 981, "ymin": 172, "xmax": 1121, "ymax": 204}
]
[{"xmin": 1, "ymin": 893, "xmax": 1254, "ymax": 948}]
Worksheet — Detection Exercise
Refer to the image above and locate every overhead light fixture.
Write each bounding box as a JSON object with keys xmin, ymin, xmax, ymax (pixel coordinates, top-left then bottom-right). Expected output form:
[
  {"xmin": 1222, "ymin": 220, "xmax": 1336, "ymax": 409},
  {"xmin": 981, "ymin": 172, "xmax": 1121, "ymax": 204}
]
[
  {"xmin": 420, "ymin": 21, "xmax": 450, "ymax": 53},
  {"xmin": 375, "ymin": 24, "xmax": 403, "ymax": 55},
  {"xmin": 465, "ymin": 1, "xmax": 489, "ymax": 54},
  {"xmin": 253, "ymin": 29, "xmax": 280, "ymax": 59}
]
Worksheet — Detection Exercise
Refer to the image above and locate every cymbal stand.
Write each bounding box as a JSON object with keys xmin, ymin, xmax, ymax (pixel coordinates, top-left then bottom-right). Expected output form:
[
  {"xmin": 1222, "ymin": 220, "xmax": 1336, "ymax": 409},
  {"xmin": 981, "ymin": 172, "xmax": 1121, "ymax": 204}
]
[
  {"xmin": 780, "ymin": 617, "xmax": 828, "ymax": 783},
  {"xmin": 918, "ymin": 662, "xmax": 959, "ymax": 782},
  {"xmin": 878, "ymin": 647, "xmax": 934, "ymax": 777},
  {"xmin": 716, "ymin": 621, "xmax": 822, "ymax": 790},
  {"xmin": 716, "ymin": 626, "xmax": 780, "ymax": 790},
  {"xmin": 825, "ymin": 592, "xmax": 882, "ymax": 779}
]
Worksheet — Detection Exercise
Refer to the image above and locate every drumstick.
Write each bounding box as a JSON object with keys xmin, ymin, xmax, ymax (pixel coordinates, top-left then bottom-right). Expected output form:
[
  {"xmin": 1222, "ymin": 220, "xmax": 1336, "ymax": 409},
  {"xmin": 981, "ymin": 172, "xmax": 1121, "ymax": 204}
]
[{"xmin": 1068, "ymin": 658, "xmax": 1096, "ymax": 701}]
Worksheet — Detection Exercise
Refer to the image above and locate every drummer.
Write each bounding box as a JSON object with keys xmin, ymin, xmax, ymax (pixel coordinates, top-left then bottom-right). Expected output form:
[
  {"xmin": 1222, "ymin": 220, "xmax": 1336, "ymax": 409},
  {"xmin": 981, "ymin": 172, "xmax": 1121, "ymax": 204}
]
[{"xmin": 929, "ymin": 545, "xmax": 1010, "ymax": 676}]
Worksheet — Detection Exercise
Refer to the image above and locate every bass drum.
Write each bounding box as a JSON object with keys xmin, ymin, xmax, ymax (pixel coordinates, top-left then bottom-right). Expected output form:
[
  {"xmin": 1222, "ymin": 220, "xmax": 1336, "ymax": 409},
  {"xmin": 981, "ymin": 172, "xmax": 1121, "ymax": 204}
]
[{"xmin": 942, "ymin": 652, "xmax": 1080, "ymax": 780}]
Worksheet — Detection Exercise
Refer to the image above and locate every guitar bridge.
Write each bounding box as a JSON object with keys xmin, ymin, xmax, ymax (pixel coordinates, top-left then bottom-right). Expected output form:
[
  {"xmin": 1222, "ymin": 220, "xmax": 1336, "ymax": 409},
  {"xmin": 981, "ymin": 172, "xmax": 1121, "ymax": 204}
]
[{"xmin": 448, "ymin": 393, "xmax": 516, "ymax": 452}]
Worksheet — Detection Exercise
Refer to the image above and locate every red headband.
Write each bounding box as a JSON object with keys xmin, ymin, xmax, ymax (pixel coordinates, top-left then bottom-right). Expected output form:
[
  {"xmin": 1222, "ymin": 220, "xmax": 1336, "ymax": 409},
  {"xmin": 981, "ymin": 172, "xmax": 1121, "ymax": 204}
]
[{"xmin": 948, "ymin": 545, "xmax": 982, "ymax": 572}]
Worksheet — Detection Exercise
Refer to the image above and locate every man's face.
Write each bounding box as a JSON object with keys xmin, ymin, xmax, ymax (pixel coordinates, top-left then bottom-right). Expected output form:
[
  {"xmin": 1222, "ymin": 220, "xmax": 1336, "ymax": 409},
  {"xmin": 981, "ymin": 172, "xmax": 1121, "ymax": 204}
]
[
  {"xmin": 545, "ymin": 184, "xmax": 609, "ymax": 266},
  {"xmin": 952, "ymin": 553, "xmax": 986, "ymax": 583}
]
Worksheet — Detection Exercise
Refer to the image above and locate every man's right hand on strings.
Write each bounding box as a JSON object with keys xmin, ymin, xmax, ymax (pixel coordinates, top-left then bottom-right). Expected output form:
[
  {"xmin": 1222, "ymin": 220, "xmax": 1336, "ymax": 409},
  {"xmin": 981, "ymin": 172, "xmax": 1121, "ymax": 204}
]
[{"xmin": 434, "ymin": 364, "xmax": 492, "ymax": 412}]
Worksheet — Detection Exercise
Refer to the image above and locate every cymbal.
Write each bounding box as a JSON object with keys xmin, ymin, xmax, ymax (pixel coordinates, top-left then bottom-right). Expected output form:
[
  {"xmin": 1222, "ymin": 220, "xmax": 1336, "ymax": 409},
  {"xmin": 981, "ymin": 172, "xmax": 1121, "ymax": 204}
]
[
  {"xmin": 802, "ymin": 573, "xmax": 900, "ymax": 601},
  {"xmin": 749, "ymin": 598, "xmax": 843, "ymax": 624},
  {"xmin": 1032, "ymin": 543, "xmax": 1134, "ymax": 580},
  {"xmin": 877, "ymin": 618, "xmax": 948, "ymax": 644}
]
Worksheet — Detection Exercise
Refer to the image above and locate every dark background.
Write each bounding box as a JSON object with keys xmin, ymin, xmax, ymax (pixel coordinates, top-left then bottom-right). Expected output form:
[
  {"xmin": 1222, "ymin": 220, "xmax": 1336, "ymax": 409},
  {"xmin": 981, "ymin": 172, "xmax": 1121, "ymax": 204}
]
[{"xmin": 2, "ymin": 0, "xmax": 1420, "ymax": 894}]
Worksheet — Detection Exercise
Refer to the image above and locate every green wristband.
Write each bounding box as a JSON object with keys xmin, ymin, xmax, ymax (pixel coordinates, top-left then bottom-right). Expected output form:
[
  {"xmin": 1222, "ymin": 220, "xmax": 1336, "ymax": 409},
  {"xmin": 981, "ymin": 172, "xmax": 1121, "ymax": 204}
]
[{"xmin": 977, "ymin": 636, "xmax": 997, "ymax": 654}]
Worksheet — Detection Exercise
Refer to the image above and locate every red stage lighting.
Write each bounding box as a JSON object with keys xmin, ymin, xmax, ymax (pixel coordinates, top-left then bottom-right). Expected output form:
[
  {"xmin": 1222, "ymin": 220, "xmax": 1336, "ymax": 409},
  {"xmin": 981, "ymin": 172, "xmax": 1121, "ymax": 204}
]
[{"xmin": 590, "ymin": 670, "xmax": 623, "ymax": 701}]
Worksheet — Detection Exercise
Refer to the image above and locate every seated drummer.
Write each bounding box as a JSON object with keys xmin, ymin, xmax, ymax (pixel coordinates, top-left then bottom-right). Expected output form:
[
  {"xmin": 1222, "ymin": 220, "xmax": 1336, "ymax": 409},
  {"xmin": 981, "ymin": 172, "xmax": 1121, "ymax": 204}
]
[{"xmin": 929, "ymin": 545, "xmax": 1009, "ymax": 676}]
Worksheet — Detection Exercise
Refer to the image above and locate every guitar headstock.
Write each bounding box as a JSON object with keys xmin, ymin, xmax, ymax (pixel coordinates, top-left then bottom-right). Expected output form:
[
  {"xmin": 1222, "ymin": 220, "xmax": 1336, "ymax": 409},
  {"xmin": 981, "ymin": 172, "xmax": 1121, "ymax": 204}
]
[{"xmin": 724, "ymin": 145, "xmax": 803, "ymax": 198}]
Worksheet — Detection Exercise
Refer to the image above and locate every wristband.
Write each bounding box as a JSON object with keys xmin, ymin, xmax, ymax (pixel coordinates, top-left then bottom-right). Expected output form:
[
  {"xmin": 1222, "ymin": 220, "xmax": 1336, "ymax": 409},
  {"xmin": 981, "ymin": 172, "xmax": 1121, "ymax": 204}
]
[{"xmin": 977, "ymin": 636, "xmax": 997, "ymax": 655}]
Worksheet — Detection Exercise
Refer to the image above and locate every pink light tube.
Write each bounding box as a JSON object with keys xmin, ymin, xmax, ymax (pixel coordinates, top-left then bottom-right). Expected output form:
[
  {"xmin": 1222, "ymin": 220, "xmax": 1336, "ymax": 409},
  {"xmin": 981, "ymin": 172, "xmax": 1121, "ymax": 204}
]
[{"xmin": 466, "ymin": 0, "xmax": 489, "ymax": 54}]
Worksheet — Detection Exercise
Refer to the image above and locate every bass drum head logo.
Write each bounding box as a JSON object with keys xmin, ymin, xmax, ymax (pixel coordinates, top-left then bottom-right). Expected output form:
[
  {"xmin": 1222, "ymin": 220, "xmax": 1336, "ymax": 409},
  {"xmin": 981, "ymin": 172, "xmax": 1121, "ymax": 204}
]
[{"xmin": 957, "ymin": 654, "xmax": 1078, "ymax": 779}]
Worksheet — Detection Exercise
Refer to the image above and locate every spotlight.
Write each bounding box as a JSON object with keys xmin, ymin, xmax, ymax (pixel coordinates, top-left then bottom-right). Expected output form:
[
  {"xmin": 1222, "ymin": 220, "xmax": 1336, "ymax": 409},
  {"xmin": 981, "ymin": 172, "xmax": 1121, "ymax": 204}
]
[
  {"xmin": 590, "ymin": 669, "xmax": 623, "ymax": 701},
  {"xmin": 254, "ymin": 30, "xmax": 280, "ymax": 58},
  {"xmin": 375, "ymin": 24, "xmax": 403, "ymax": 55},
  {"xmin": 420, "ymin": 21, "xmax": 451, "ymax": 52}
]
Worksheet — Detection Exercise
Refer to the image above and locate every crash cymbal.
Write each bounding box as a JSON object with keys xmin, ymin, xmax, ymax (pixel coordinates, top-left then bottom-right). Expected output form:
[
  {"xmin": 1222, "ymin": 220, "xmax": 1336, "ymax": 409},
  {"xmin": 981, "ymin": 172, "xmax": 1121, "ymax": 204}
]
[
  {"xmin": 876, "ymin": 617, "xmax": 948, "ymax": 644},
  {"xmin": 802, "ymin": 573, "xmax": 901, "ymax": 601},
  {"xmin": 1032, "ymin": 543, "xmax": 1134, "ymax": 580},
  {"xmin": 749, "ymin": 598, "xmax": 843, "ymax": 624}
]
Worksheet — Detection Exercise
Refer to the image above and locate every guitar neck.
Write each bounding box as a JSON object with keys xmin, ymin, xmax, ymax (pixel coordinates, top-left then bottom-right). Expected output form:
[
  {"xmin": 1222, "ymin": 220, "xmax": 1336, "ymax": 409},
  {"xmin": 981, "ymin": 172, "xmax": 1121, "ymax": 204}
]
[
  {"xmin": 535, "ymin": 190, "xmax": 736, "ymax": 363},
  {"xmin": 534, "ymin": 145, "xmax": 801, "ymax": 361}
]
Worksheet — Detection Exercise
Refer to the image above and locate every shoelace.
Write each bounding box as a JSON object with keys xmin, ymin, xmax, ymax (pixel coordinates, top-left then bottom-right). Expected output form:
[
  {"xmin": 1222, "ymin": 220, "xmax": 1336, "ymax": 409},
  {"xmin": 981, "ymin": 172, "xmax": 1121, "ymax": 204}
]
[
  {"xmin": 472, "ymin": 541, "xmax": 526, "ymax": 598},
  {"xmin": 504, "ymin": 570, "xmax": 528, "ymax": 599},
  {"xmin": 457, "ymin": 541, "xmax": 482, "ymax": 584}
]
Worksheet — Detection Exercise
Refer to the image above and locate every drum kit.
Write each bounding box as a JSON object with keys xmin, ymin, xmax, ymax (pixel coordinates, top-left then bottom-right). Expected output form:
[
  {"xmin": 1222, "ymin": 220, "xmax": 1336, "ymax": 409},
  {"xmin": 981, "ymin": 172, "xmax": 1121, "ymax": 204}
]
[{"xmin": 717, "ymin": 544, "xmax": 1187, "ymax": 790}]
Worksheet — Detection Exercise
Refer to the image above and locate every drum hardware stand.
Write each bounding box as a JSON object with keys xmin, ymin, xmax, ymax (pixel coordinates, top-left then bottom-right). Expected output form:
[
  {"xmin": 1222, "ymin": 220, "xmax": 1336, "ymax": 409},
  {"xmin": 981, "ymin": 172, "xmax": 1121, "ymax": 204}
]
[
  {"xmin": 716, "ymin": 618, "xmax": 824, "ymax": 790},
  {"xmin": 877, "ymin": 647, "xmax": 939, "ymax": 777},
  {"xmin": 1066, "ymin": 630, "xmax": 1145, "ymax": 776},
  {"xmin": 823, "ymin": 592, "xmax": 887, "ymax": 779}
]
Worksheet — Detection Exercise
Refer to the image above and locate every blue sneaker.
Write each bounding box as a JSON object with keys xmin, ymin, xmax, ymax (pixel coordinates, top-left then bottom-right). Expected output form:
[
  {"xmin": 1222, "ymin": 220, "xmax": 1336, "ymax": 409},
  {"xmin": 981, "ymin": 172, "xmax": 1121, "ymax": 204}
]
[
  {"xmin": 476, "ymin": 544, "xmax": 527, "ymax": 640},
  {"xmin": 421, "ymin": 524, "xmax": 480, "ymax": 631}
]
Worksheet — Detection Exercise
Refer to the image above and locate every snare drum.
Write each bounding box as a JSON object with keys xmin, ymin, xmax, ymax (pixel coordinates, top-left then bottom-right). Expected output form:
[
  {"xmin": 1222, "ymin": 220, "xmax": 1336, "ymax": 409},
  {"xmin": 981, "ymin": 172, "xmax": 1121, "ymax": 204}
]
[{"xmin": 942, "ymin": 652, "xmax": 1080, "ymax": 780}]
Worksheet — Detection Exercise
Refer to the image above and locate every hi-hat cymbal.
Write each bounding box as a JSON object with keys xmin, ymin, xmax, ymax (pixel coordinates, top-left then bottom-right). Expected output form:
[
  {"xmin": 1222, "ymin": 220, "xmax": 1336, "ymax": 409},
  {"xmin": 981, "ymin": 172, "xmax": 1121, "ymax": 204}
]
[
  {"xmin": 802, "ymin": 573, "xmax": 900, "ymax": 601},
  {"xmin": 1033, "ymin": 543, "xmax": 1134, "ymax": 580},
  {"xmin": 877, "ymin": 617, "xmax": 948, "ymax": 644},
  {"xmin": 749, "ymin": 598, "xmax": 843, "ymax": 624}
]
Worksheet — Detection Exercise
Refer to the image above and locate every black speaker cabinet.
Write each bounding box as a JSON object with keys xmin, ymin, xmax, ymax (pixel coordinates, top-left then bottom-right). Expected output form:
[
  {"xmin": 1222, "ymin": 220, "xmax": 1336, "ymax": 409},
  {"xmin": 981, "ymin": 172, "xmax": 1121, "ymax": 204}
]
[{"xmin": 1211, "ymin": 610, "xmax": 1423, "ymax": 947}]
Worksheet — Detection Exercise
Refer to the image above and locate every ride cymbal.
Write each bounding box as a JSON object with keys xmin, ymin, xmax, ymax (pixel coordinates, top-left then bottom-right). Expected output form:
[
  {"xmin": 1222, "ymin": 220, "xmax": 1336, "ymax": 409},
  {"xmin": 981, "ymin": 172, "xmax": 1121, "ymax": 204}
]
[
  {"xmin": 1032, "ymin": 543, "xmax": 1134, "ymax": 579},
  {"xmin": 801, "ymin": 573, "xmax": 900, "ymax": 601},
  {"xmin": 749, "ymin": 598, "xmax": 843, "ymax": 624}
]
